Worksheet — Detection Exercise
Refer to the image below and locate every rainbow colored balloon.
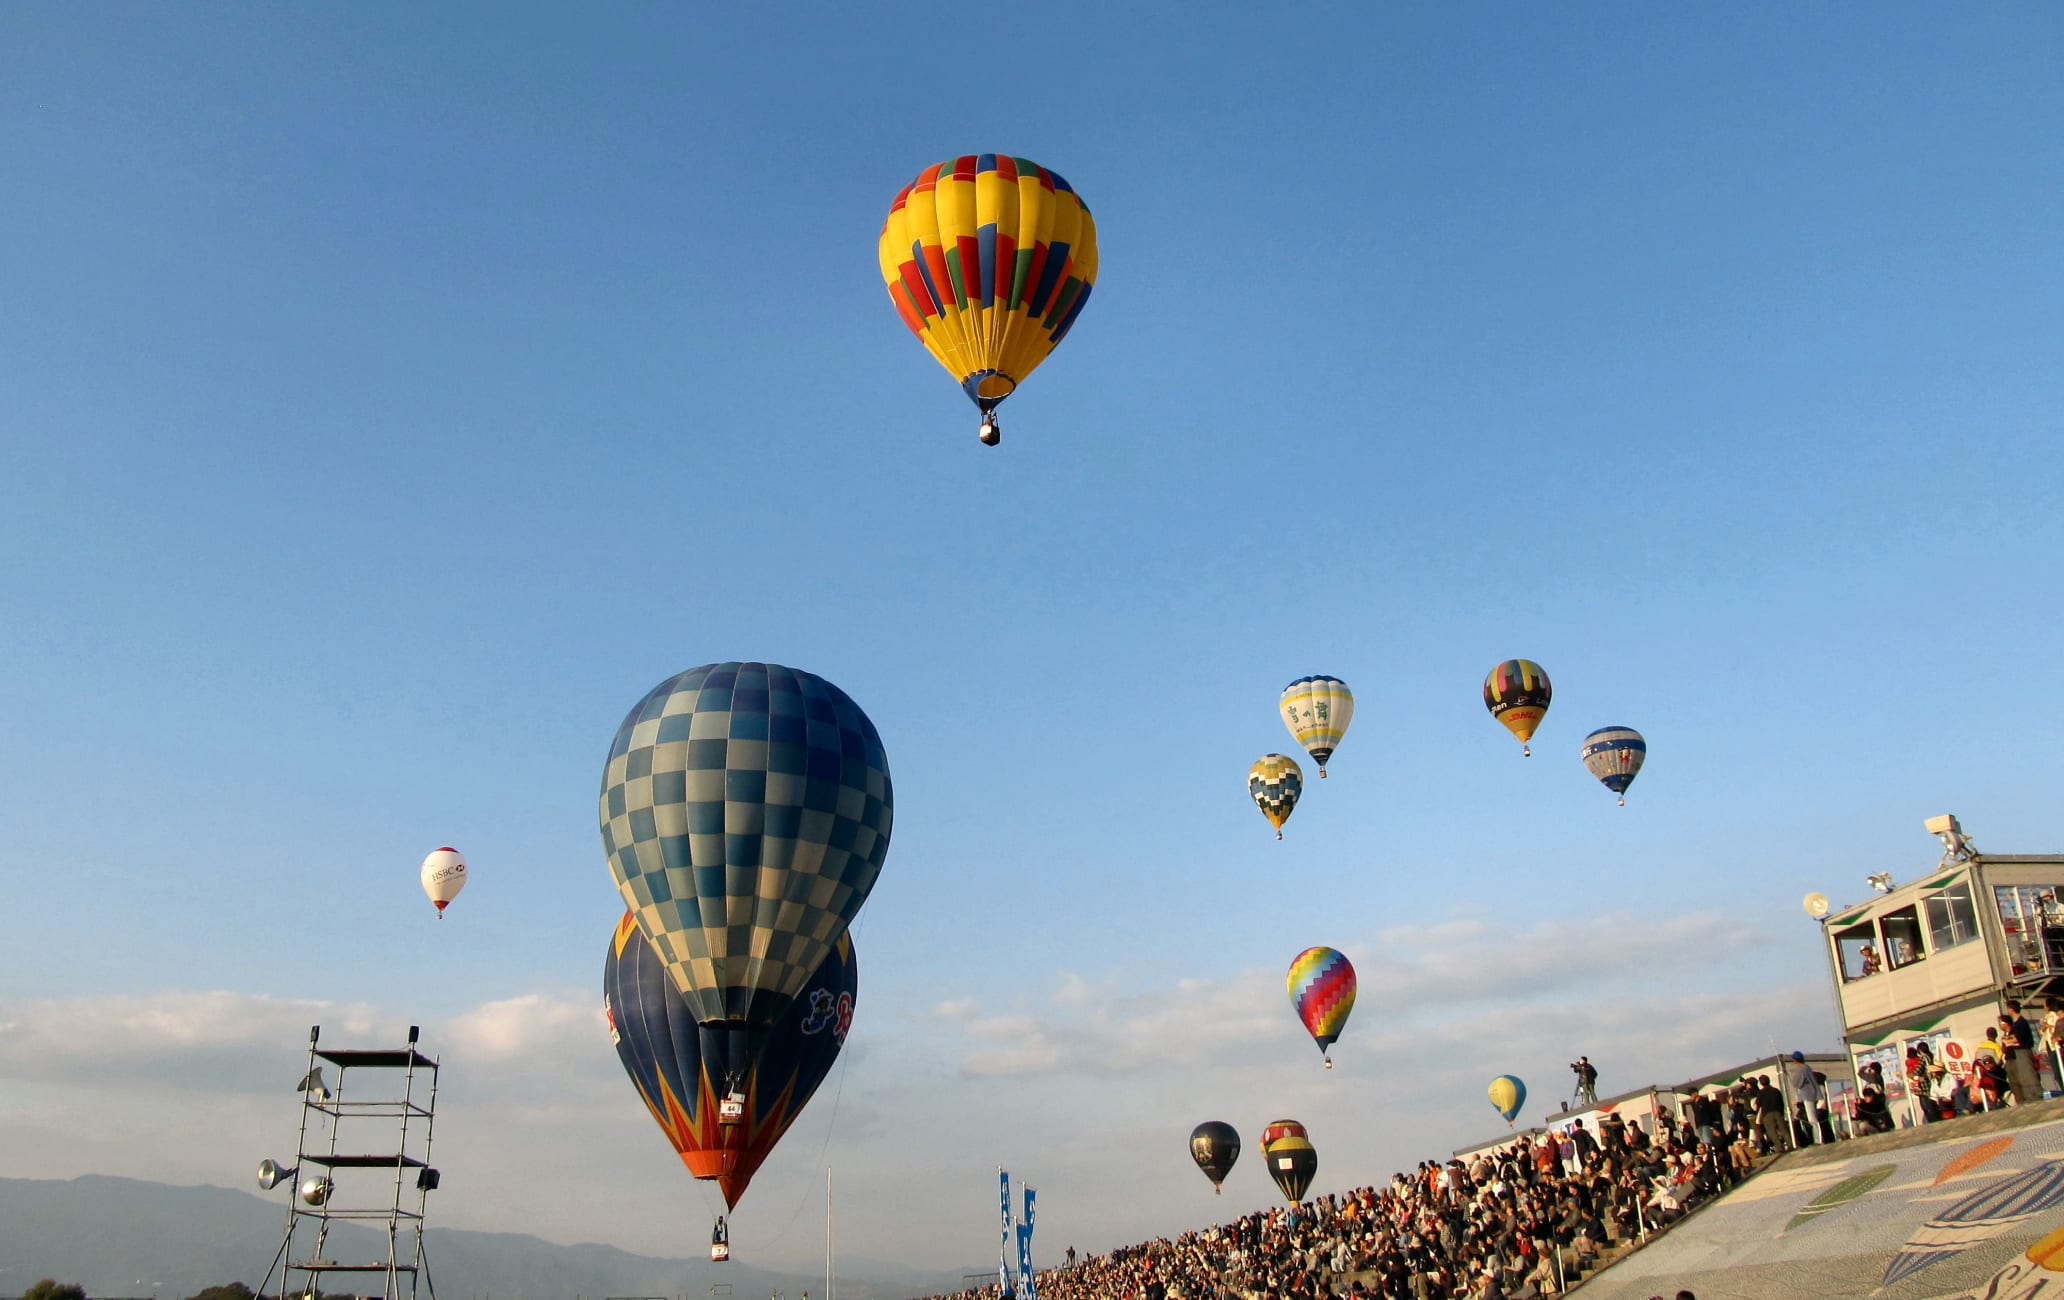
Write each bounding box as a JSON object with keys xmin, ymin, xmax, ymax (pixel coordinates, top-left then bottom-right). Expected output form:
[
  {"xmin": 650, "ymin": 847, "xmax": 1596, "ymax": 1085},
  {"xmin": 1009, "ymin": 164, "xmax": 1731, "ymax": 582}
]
[
  {"xmin": 1286, "ymin": 946, "xmax": 1356, "ymax": 1068},
  {"xmin": 878, "ymin": 154, "xmax": 1098, "ymax": 446},
  {"xmin": 1483, "ymin": 660, "xmax": 1551, "ymax": 757},
  {"xmin": 1279, "ymin": 676, "xmax": 1354, "ymax": 777},
  {"xmin": 1248, "ymin": 753, "xmax": 1304, "ymax": 840}
]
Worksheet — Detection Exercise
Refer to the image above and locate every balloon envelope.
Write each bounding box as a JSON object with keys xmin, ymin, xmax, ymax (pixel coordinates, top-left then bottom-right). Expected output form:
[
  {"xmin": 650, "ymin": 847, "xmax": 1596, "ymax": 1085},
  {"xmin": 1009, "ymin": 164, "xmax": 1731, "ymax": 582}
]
[
  {"xmin": 1189, "ymin": 1121, "xmax": 1241, "ymax": 1193},
  {"xmin": 1279, "ymin": 676, "xmax": 1354, "ymax": 776},
  {"xmin": 1260, "ymin": 1118, "xmax": 1308, "ymax": 1150},
  {"xmin": 1265, "ymin": 1135, "xmax": 1318, "ymax": 1204},
  {"xmin": 419, "ymin": 848, "xmax": 467, "ymax": 915},
  {"xmin": 1248, "ymin": 754, "xmax": 1304, "ymax": 839},
  {"xmin": 1483, "ymin": 660, "xmax": 1551, "ymax": 754},
  {"xmin": 1580, "ymin": 726, "xmax": 1647, "ymax": 803},
  {"xmin": 599, "ymin": 662, "xmax": 891, "ymax": 1087},
  {"xmin": 1489, "ymin": 1075, "xmax": 1527, "ymax": 1123},
  {"xmin": 878, "ymin": 155, "xmax": 1098, "ymax": 428},
  {"xmin": 603, "ymin": 912, "xmax": 857, "ymax": 1210},
  {"xmin": 1286, "ymin": 947, "xmax": 1356, "ymax": 1064}
]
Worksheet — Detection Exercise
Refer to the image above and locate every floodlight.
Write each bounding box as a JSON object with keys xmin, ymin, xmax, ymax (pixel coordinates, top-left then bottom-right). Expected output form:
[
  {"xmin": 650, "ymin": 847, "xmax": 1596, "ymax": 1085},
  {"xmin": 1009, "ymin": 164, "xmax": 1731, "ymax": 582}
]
[
  {"xmin": 1867, "ymin": 872, "xmax": 1895, "ymax": 894},
  {"xmin": 1927, "ymin": 813, "xmax": 1978, "ymax": 863},
  {"xmin": 416, "ymin": 1167, "xmax": 441, "ymax": 1191},
  {"xmin": 257, "ymin": 1158, "xmax": 297, "ymax": 1191},
  {"xmin": 1802, "ymin": 892, "xmax": 1830, "ymax": 919},
  {"xmin": 299, "ymin": 1176, "xmax": 333, "ymax": 1207},
  {"xmin": 294, "ymin": 1067, "xmax": 330, "ymax": 1102}
]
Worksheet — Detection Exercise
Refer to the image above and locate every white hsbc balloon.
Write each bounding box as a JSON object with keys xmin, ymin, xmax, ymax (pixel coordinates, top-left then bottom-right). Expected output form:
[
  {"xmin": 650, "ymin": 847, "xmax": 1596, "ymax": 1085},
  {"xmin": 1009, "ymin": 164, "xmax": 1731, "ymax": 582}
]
[{"xmin": 420, "ymin": 847, "xmax": 468, "ymax": 918}]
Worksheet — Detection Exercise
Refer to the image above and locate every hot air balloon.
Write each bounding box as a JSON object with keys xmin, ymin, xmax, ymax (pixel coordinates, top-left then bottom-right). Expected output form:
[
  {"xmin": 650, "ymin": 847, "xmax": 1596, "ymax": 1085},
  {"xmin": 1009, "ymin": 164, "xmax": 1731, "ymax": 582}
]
[
  {"xmin": 1189, "ymin": 1121, "xmax": 1241, "ymax": 1195},
  {"xmin": 1483, "ymin": 660, "xmax": 1551, "ymax": 757},
  {"xmin": 1488, "ymin": 1075, "xmax": 1527, "ymax": 1126},
  {"xmin": 1279, "ymin": 676, "xmax": 1353, "ymax": 777},
  {"xmin": 419, "ymin": 847, "xmax": 467, "ymax": 918},
  {"xmin": 878, "ymin": 154, "xmax": 1098, "ymax": 446},
  {"xmin": 1248, "ymin": 754, "xmax": 1303, "ymax": 839},
  {"xmin": 1265, "ymin": 1134, "xmax": 1318, "ymax": 1204},
  {"xmin": 1259, "ymin": 1118, "xmax": 1308, "ymax": 1151},
  {"xmin": 599, "ymin": 662, "xmax": 892, "ymax": 1102},
  {"xmin": 603, "ymin": 912, "xmax": 857, "ymax": 1211},
  {"xmin": 1286, "ymin": 947, "xmax": 1356, "ymax": 1069},
  {"xmin": 1580, "ymin": 726, "xmax": 1646, "ymax": 805}
]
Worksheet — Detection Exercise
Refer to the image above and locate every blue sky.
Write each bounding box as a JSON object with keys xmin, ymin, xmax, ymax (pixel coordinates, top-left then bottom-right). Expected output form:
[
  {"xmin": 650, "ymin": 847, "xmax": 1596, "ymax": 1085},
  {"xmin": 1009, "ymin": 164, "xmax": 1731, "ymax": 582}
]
[{"xmin": 2, "ymin": 1, "xmax": 2061, "ymax": 1286}]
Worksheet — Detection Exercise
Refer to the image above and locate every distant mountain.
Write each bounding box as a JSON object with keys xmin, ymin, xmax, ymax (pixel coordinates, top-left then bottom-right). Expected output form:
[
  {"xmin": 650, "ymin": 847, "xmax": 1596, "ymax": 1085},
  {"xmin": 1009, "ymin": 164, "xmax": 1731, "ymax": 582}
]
[{"xmin": 0, "ymin": 1176, "xmax": 942, "ymax": 1300}]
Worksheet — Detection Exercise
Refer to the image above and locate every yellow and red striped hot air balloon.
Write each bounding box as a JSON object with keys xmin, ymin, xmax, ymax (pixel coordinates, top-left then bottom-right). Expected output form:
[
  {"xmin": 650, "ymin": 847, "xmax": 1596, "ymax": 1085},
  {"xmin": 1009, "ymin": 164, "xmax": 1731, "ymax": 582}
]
[{"xmin": 878, "ymin": 154, "xmax": 1099, "ymax": 445}]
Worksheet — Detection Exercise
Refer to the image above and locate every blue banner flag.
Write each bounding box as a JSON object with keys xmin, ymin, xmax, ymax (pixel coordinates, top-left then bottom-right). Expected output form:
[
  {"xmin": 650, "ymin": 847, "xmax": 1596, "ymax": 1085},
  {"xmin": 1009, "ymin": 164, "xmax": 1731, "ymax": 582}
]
[
  {"xmin": 999, "ymin": 1169, "xmax": 1014, "ymax": 1295},
  {"xmin": 1018, "ymin": 1184, "xmax": 1037, "ymax": 1300}
]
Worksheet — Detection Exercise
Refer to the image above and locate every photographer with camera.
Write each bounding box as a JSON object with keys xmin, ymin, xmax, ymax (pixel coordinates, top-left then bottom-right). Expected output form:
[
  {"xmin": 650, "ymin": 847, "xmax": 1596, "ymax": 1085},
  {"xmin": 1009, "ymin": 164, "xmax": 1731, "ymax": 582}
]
[{"xmin": 1572, "ymin": 1055, "xmax": 1599, "ymax": 1105}]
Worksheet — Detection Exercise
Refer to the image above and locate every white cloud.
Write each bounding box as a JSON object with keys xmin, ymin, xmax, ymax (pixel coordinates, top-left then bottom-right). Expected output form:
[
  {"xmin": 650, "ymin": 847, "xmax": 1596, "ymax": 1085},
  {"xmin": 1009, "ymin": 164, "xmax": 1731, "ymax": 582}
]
[
  {"xmin": 443, "ymin": 993, "xmax": 598, "ymax": 1061},
  {"xmin": 0, "ymin": 908, "xmax": 1843, "ymax": 1279},
  {"xmin": 0, "ymin": 990, "xmax": 381, "ymax": 1086},
  {"xmin": 936, "ymin": 909, "xmax": 1792, "ymax": 1081}
]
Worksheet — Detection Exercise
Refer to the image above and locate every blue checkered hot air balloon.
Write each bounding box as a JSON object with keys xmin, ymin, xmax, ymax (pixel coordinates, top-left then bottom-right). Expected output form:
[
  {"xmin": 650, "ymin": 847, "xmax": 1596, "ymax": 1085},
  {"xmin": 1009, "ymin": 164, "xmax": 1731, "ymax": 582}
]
[{"xmin": 599, "ymin": 662, "xmax": 891, "ymax": 1097}]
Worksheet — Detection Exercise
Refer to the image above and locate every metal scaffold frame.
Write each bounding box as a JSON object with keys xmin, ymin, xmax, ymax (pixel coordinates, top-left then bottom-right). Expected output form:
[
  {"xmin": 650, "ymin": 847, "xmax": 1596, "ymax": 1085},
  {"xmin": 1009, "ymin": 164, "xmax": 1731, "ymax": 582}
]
[{"xmin": 258, "ymin": 1024, "xmax": 441, "ymax": 1300}]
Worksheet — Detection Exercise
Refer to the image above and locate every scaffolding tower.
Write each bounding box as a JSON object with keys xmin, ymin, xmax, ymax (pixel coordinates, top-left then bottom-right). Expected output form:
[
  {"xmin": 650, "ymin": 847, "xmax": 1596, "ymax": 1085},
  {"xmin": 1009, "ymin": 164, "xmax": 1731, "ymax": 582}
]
[{"xmin": 258, "ymin": 1024, "xmax": 441, "ymax": 1300}]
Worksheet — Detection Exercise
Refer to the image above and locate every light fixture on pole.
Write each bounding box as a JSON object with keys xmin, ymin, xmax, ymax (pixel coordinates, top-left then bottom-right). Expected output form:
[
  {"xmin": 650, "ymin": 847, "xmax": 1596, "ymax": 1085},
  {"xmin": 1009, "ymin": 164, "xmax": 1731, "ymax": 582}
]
[
  {"xmin": 1802, "ymin": 892, "xmax": 1830, "ymax": 920},
  {"xmin": 1867, "ymin": 872, "xmax": 1895, "ymax": 894},
  {"xmin": 294, "ymin": 1067, "xmax": 330, "ymax": 1102},
  {"xmin": 1926, "ymin": 813, "xmax": 1978, "ymax": 864},
  {"xmin": 257, "ymin": 1158, "xmax": 298, "ymax": 1191}
]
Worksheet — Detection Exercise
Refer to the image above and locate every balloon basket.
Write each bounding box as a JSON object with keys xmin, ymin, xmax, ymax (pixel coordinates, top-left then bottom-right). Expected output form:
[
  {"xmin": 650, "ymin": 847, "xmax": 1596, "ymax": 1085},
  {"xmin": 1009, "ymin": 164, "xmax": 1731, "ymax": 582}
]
[
  {"xmin": 1324, "ymin": 1059, "xmax": 1334, "ymax": 1071},
  {"xmin": 1521, "ymin": 745, "xmax": 1530, "ymax": 757},
  {"xmin": 1618, "ymin": 796, "xmax": 1626, "ymax": 807},
  {"xmin": 1275, "ymin": 830, "xmax": 1283, "ymax": 841}
]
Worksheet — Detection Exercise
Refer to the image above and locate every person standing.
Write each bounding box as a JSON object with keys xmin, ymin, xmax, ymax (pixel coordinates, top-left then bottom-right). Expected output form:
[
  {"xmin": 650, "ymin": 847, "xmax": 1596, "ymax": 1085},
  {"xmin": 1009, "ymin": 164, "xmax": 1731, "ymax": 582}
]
[
  {"xmin": 1690, "ymin": 1090, "xmax": 1721, "ymax": 1147},
  {"xmin": 1572, "ymin": 1057, "xmax": 1599, "ymax": 1105},
  {"xmin": 1788, "ymin": 1053, "xmax": 1831, "ymax": 1143},
  {"xmin": 2005, "ymin": 1003, "xmax": 2042, "ymax": 1105},
  {"xmin": 1755, "ymin": 1075, "xmax": 1790, "ymax": 1153}
]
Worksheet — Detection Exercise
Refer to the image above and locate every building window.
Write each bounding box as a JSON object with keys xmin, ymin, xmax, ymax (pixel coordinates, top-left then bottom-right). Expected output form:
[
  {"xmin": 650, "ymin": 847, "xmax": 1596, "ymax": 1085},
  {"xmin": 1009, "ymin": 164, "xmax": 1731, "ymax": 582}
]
[
  {"xmin": 1881, "ymin": 906, "xmax": 1926, "ymax": 968},
  {"xmin": 1835, "ymin": 922, "xmax": 1882, "ymax": 980},
  {"xmin": 1924, "ymin": 882, "xmax": 1978, "ymax": 953},
  {"xmin": 1994, "ymin": 885, "xmax": 2063, "ymax": 977}
]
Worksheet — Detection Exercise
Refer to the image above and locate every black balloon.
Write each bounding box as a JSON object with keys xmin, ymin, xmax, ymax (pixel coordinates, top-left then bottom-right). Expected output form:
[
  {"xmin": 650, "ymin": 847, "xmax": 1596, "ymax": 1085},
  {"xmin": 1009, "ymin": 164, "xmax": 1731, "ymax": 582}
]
[
  {"xmin": 1189, "ymin": 1121, "xmax": 1241, "ymax": 1193},
  {"xmin": 1265, "ymin": 1135, "xmax": 1318, "ymax": 1204}
]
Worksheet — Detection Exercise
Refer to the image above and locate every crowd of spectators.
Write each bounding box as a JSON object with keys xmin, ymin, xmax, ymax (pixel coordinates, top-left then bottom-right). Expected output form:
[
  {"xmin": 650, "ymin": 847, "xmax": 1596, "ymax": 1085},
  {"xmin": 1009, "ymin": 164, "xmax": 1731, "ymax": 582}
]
[{"xmin": 909, "ymin": 1085, "xmax": 1808, "ymax": 1300}]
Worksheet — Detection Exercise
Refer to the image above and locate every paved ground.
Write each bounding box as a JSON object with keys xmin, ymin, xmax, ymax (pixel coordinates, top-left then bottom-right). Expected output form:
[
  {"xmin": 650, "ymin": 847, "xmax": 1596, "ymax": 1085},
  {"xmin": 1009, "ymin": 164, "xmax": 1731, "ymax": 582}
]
[{"xmin": 1572, "ymin": 1100, "xmax": 2064, "ymax": 1299}]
